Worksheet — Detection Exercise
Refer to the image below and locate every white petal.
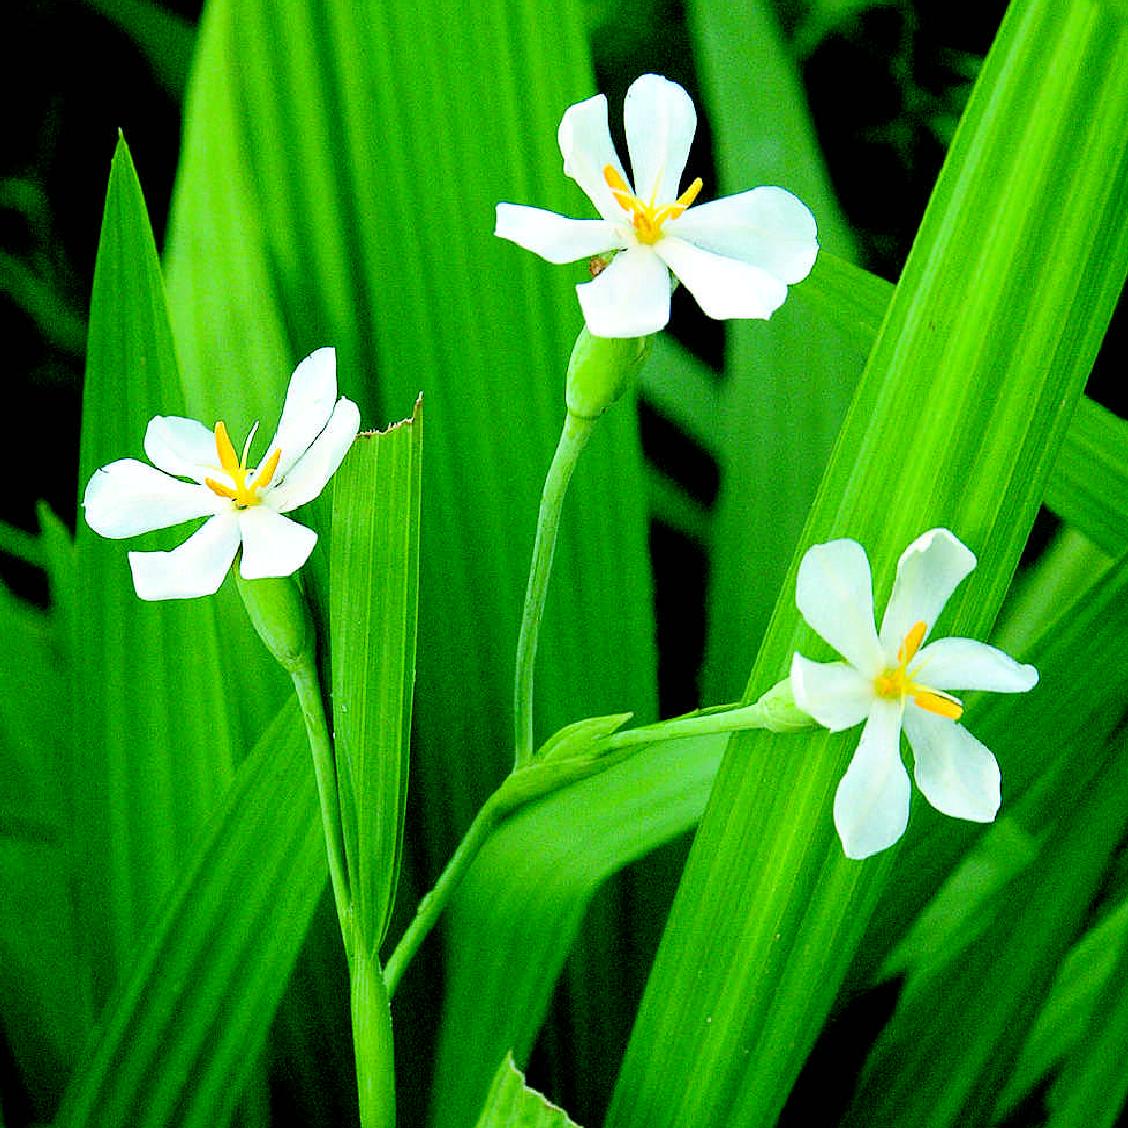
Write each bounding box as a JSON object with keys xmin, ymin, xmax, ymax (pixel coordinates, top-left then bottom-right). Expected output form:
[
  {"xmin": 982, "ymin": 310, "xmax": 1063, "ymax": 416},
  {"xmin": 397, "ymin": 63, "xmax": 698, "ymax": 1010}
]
[
  {"xmin": 144, "ymin": 416, "xmax": 218, "ymax": 482},
  {"xmin": 903, "ymin": 708, "xmax": 1000, "ymax": 823},
  {"xmin": 266, "ymin": 348, "xmax": 339, "ymax": 478},
  {"xmin": 267, "ymin": 397, "xmax": 360, "ymax": 513},
  {"xmin": 83, "ymin": 459, "xmax": 221, "ymax": 539},
  {"xmin": 833, "ymin": 699, "xmax": 911, "ymax": 860},
  {"xmin": 655, "ymin": 237, "xmax": 788, "ymax": 321},
  {"xmin": 494, "ymin": 204, "xmax": 622, "ymax": 264},
  {"xmin": 127, "ymin": 513, "xmax": 240, "ymax": 601},
  {"xmin": 667, "ymin": 186, "xmax": 819, "ymax": 284},
  {"xmin": 576, "ymin": 247, "xmax": 671, "ymax": 337},
  {"xmin": 913, "ymin": 636, "xmax": 1039, "ymax": 693},
  {"xmin": 237, "ymin": 508, "xmax": 318, "ymax": 579},
  {"xmin": 879, "ymin": 528, "xmax": 976, "ymax": 653},
  {"xmin": 559, "ymin": 92, "xmax": 631, "ymax": 224},
  {"xmin": 791, "ymin": 654, "xmax": 874, "ymax": 732},
  {"xmin": 623, "ymin": 74, "xmax": 696, "ymax": 206},
  {"xmin": 795, "ymin": 538, "xmax": 885, "ymax": 677}
]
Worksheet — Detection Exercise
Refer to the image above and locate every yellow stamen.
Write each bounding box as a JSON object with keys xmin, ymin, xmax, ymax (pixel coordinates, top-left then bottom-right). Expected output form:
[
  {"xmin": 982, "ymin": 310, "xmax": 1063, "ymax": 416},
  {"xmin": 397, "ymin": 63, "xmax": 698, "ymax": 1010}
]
[
  {"xmin": 874, "ymin": 619, "xmax": 964, "ymax": 721},
  {"xmin": 913, "ymin": 690, "xmax": 964, "ymax": 720},
  {"xmin": 898, "ymin": 619, "xmax": 927, "ymax": 666},
  {"xmin": 214, "ymin": 420, "xmax": 240, "ymax": 476},
  {"xmin": 251, "ymin": 447, "xmax": 282, "ymax": 493},
  {"xmin": 602, "ymin": 165, "xmax": 704, "ymax": 245},
  {"xmin": 204, "ymin": 420, "xmax": 282, "ymax": 509}
]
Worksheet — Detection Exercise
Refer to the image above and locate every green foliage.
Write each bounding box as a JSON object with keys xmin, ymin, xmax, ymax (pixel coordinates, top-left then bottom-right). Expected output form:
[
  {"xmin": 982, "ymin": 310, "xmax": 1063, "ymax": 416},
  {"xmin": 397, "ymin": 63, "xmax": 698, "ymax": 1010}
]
[
  {"xmin": 608, "ymin": 0, "xmax": 1128, "ymax": 1124},
  {"xmin": 55, "ymin": 700, "xmax": 324, "ymax": 1128},
  {"xmin": 474, "ymin": 1056, "xmax": 581, "ymax": 1128},
  {"xmin": 3, "ymin": 1, "xmax": 1128, "ymax": 1126}
]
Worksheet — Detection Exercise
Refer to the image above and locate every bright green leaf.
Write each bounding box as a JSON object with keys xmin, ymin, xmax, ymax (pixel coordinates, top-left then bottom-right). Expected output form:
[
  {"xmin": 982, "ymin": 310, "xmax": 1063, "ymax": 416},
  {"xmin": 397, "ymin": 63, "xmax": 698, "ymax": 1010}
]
[
  {"xmin": 331, "ymin": 400, "xmax": 423, "ymax": 954},
  {"xmin": 474, "ymin": 1055, "xmax": 582, "ymax": 1128},
  {"xmin": 73, "ymin": 135, "xmax": 241, "ymax": 1012}
]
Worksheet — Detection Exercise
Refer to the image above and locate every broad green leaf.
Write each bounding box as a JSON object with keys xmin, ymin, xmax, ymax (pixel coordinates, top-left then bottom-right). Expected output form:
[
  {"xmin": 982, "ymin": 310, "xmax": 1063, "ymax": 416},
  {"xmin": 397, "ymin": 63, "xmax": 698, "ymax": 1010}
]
[
  {"xmin": 1044, "ymin": 395, "xmax": 1128, "ymax": 556},
  {"xmin": 55, "ymin": 700, "xmax": 326, "ymax": 1128},
  {"xmin": 431, "ymin": 734, "xmax": 725, "ymax": 1128},
  {"xmin": 608, "ymin": 2, "xmax": 1128, "ymax": 1124},
  {"xmin": 74, "ymin": 135, "xmax": 239, "ymax": 1012},
  {"xmin": 474, "ymin": 1056, "xmax": 582, "ymax": 1128},
  {"xmin": 331, "ymin": 401, "xmax": 422, "ymax": 954}
]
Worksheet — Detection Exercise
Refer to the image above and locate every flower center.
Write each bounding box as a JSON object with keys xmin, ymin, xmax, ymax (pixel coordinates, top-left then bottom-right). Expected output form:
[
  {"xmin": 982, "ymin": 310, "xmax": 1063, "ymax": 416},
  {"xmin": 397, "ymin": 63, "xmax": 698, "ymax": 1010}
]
[
  {"xmin": 603, "ymin": 165, "xmax": 703, "ymax": 245},
  {"xmin": 205, "ymin": 421, "xmax": 282, "ymax": 509},
  {"xmin": 874, "ymin": 620, "xmax": 964, "ymax": 720}
]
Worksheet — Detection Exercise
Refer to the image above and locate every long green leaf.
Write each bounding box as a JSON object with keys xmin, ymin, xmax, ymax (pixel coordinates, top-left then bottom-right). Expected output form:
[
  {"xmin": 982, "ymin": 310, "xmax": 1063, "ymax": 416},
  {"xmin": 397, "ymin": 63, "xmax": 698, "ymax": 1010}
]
[
  {"xmin": 1044, "ymin": 922, "xmax": 1128, "ymax": 1128},
  {"xmin": 608, "ymin": 2, "xmax": 1128, "ymax": 1123},
  {"xmin": 74, "ymin": 135, "xmax": 240, "ymax": 1013},
  {"xmin": 55, "ymin": 701, "xmax": 326, "ymax": 1128},
  {"xmin": 997, "ymin": 897, "xmax": 1128, "ymax": 1117},
  {"xmin": 331, "ymin": 401, "xmax": 423, "ymax": 954}
]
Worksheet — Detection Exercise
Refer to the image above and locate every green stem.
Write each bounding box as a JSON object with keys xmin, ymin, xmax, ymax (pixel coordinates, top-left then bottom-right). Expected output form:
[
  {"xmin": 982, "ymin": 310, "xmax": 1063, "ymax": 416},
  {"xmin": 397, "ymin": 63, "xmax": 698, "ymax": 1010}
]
[
  {"xmin": 384, "ymin": 792, "xmax": 501, "ymax": 996},
  {"xmin": 291, "ymin": 659, "xmax": 353, "ymax": 950},
  {"xmin": 514, "ymin": 412, "xmax": 596, "ymax": 767},
  {"xmin": 349, "ymin": 944, "xmax": 396, "ymax": 1127},
  {"xmin": 602, "ymin": 695, "xmax": 812, "ymax": 751}
]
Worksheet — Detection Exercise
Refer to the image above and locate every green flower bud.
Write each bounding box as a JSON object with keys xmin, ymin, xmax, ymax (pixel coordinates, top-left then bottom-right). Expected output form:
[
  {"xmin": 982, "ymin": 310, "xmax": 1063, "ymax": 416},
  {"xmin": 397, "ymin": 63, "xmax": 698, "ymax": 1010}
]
[
  {"xmin": 565, "ymin": 325, "xmax": 652, "ymax": 420},
  {"xmin": 753, "ymin": 676, "xmax": 817, "ymax": 733},
  {"xmin": 235, "ymin": 571, "xmax": 315, "ymax": 674}
]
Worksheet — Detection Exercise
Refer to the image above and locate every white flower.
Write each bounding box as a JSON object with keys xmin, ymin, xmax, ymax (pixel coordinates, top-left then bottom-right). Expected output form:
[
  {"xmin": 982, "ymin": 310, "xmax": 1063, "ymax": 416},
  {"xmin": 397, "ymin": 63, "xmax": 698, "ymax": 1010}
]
[
  {"xmin": 790, "ymin": 529, "xmax": 1039, "ymax": 860},
  {"xmin": 494, "ymin": 73, "xmax": 819, "ymax": 339},
  {"xmin": 84, "ymin": 347, "xmax": 360, "ymax": 601}
]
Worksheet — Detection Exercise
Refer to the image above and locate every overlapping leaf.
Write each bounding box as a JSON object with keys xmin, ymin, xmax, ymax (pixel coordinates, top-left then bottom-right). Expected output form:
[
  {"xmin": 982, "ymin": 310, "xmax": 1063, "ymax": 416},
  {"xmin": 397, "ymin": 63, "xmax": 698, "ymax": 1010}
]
[{"xmin": 608, "ymin": 2, "xmax": 1128, "ymax": 1123}]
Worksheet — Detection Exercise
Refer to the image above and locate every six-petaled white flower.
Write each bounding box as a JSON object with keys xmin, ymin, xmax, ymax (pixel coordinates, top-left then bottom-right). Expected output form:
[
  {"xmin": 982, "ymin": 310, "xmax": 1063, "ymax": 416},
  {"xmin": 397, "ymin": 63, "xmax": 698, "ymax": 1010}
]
[
  {"xmin": 494, "ymin": 73, "xmax": 819, "ymax": 338},
  {"xmin": 790, "ymin": 528, "xmax": 1038, "ymax": 860},
  {"xmin": 84, "ymin": 347, "xmax": 360, "ymax": 601}
]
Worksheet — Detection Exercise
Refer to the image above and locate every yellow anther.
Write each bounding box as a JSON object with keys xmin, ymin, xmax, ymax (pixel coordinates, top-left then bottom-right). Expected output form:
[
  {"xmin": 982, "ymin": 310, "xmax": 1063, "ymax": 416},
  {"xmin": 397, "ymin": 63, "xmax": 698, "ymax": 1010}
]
[
  {"xmin": 205, "ymin": 420, "xmax": 281, "ymax": 509},
  {"xmin": 898, "ymin": 620, "xmax": 927, "ymax": 665},
  {"xmin": 602, "ymin": 165, "xmax": 704, "ymax": 245},
  {"xmin": 913, "ymin": 690, "xmax": 964, "ymax": 721},
  {"xmin": 875, "ymin": 620, "xmax": 963, "ymax": 720},
  {"xmin": 252, "ymin": 447, "xmax": 282, "ymax": 493},
  {"xmin": 214, "ymin": 421, "xmax": 240, "ymax": 475}
]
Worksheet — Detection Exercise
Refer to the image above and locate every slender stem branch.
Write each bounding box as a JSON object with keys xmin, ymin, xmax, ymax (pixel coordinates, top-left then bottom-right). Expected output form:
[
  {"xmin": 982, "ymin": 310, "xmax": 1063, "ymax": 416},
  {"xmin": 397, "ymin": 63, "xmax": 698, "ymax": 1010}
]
[
  {"xmin": 291, "ymin": 660, "xmax": 353, "ymax": 948},
  {"xmin": 514, "ymin": 412, "xmax": 595, "ymax": 767},
  {"xmin": 384, "ymin": 793, "xmax": 501, "ymax": 996},
  {"xmin": 384, "ymin": 673, "xmax": 811, "ymax": 995},
  {"xmin": 604, "ymin": 694, "xmax": 807, "ymax": 748}
]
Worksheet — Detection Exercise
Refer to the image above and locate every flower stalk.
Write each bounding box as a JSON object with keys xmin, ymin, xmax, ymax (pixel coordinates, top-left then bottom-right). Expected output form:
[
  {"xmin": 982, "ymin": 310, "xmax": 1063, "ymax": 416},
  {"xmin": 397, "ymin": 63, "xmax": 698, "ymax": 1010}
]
[{"xmin": 513, "ymin": 410, "xmax": 595, "ymax": 767}]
